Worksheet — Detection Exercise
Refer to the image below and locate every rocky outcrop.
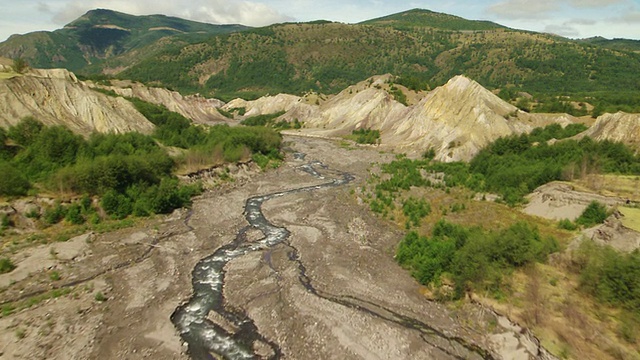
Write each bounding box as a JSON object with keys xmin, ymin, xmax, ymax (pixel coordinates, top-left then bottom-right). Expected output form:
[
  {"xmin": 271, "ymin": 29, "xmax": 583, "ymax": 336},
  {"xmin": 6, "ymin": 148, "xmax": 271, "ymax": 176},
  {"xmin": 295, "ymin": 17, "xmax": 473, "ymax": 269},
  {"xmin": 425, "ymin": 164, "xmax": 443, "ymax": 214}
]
[
  {"xmin": 224, "ymin": 93, "xmax": 302, "ymax": 117},
  {"xmin": 97, "ymin": 80, "xmax": 228, "ymax": 125},
  {"xmin": 215, "ymin": 74, "xmax": 587, "ymax": 162},
  {"xmin": 578, "ymin": 112, "xmax": 640, "ymax": 149},
  {"xmin": 384, "ymin": 76, "xmax": 528, "ymax": 161},
  {"xmin": 0, "ymin": 68, "xmax": 154, "ymax": 135}
]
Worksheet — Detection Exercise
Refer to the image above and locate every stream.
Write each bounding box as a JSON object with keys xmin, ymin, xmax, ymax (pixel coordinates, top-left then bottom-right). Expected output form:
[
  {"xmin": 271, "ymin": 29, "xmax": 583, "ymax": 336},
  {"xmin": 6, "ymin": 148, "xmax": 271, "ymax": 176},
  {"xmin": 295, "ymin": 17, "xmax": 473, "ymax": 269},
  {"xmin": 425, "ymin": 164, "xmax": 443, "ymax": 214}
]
[{"xmin": 171, "ymin": 154, "xmax": 492, "ymax": 360}]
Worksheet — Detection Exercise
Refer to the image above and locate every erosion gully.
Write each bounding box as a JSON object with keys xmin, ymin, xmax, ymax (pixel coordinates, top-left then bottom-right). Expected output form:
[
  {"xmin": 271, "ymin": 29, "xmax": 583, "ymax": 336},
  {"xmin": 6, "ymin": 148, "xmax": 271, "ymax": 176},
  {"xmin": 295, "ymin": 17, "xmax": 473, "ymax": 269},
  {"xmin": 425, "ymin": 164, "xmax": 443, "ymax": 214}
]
[{"xmin": 171, "ymin": 153, "xmax": 492, "ymax": 360}]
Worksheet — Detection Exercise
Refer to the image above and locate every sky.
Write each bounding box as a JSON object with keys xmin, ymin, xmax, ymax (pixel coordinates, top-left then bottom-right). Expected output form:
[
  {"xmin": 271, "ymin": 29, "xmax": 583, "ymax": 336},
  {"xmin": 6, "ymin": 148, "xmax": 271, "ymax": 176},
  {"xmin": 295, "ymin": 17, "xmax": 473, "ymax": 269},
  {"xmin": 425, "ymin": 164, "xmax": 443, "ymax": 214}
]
[{"xmin": 1, "ymin": 0, "xmax": 640, "ymax": 43}]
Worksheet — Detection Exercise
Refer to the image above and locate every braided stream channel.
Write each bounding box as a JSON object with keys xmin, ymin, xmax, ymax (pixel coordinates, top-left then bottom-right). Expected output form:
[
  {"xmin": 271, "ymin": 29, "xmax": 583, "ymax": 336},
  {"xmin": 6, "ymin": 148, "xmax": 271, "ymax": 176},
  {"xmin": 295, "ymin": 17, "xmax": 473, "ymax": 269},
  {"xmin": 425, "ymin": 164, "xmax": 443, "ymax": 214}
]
[{"xmin": 171, "ymin": 154, "xmax": 491, "ymax": 360}]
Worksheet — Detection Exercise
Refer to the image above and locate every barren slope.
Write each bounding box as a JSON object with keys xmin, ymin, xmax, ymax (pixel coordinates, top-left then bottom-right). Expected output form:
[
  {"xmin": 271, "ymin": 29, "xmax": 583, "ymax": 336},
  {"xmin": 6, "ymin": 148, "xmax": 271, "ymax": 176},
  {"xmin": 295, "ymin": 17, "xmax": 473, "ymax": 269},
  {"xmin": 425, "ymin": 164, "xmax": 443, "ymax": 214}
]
[{"xmin": 0, "ymin": 68, "xmax": 154, "ymax": 135}]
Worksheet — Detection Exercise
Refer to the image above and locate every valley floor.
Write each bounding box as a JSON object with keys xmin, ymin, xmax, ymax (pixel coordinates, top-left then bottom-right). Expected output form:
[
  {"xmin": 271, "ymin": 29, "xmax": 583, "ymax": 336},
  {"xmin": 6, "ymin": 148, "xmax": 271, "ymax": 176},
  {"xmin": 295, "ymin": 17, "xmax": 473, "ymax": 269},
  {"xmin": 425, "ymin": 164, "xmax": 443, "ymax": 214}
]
[{"xmin": 0, "ymin": 136, "xmax": 549, "ymax": 359}]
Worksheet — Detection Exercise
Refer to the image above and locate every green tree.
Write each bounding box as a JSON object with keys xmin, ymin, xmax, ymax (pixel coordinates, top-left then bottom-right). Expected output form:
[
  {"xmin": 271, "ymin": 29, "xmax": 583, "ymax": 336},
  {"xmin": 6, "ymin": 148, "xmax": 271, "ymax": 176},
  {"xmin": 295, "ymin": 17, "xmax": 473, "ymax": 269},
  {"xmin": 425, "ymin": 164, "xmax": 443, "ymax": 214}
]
[{"xmin": 0, "ymin": 161, "xmax": 30, "ymax": 196}]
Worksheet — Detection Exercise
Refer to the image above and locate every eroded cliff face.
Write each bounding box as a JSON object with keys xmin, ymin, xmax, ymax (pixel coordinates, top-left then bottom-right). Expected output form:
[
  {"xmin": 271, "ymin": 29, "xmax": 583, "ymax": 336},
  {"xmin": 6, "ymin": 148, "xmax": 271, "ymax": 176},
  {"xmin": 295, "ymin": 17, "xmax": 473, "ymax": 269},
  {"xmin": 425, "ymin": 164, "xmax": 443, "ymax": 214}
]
[
  {"xmin": 0, "ymin": 68, "xmax": 154, "ymax": 135},
  {"xmin": 234, "ymin": 75, "xmax": 577, "ymax": 162},
  {"xmin": 97, "ymin": 80, "xmax": 228, "ymax": 125},
  {"xmin": 579, "ymin": 112, "xmax": 640, "ymax": 148}
]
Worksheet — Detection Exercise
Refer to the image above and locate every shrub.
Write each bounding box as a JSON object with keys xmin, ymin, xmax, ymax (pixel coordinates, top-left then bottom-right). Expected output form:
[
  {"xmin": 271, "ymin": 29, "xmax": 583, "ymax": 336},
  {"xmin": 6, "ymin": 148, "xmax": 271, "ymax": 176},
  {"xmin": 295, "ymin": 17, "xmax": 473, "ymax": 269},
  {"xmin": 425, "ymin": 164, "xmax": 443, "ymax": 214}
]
[
  {"xmin": 43, "ymin": 202, "xmax": 67, "ymax": 225},
  {"xmin": 576, "ymin": 201, "xmax": 608, "ymax": 227},
  {"xmin": 0, "ymin": 257, "xmax": 16, "ymax": 274},
  {"xmin": 0, "ymin": 161, "xmax": 30, "ymax": 196},
  {"xmin": 558, "ymin": 219, "xmax": 578, "ymax": 230},
  {"xmin": 64, "ymin": 203, "xmax": 85, "ymax": 225}
]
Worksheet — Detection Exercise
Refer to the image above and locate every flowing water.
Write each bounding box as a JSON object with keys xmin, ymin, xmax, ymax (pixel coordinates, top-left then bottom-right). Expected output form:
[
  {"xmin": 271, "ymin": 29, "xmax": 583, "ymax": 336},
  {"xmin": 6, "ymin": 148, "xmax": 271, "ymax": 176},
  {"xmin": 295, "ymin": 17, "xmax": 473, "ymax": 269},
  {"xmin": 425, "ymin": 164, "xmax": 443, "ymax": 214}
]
[{"xmin": 172, "ymin": 154, "xmax": 491, "ymax": 359}]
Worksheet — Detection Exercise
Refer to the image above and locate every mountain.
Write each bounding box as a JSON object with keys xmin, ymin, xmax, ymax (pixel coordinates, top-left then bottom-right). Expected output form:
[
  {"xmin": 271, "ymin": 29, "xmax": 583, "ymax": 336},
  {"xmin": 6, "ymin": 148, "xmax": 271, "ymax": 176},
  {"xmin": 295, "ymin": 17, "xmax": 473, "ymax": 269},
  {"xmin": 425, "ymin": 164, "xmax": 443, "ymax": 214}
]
[
  {"xmin": 0, "ymin": 9, "xmax": 248, "ymax": 72},
  {"xmin": 2, "ymin": 8, "xmax": 640, "ymax": 112},
  {"xmin": 113, "ymin": 9, "xmax": 640, "ymax": 106},
  {"xmin": 0, "ymin": 67, "xmax": 154, "ymax": 135},
  {"xmin": 579, "ymin": 36, "xmax": 640, "ymax": 53},
  {"xmin": 360, "ymin": 8, "xmax": 505, "ymax": 31}
]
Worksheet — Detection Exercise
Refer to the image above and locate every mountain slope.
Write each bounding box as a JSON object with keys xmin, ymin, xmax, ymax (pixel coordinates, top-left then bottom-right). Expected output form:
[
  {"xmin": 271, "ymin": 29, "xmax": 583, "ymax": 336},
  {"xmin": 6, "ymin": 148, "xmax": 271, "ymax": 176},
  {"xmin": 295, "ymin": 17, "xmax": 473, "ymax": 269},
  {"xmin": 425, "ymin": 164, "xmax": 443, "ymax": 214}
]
[
  {"xmin": 3, "ymin": 9, "xmax": 640, "ymax": 113},
  {"xmin": 233, "ymin": 74, "xmax": 572, "ymax": 161},
  {"xmin": 114, "ymin": 12, "xmax": 640, "ymax": 103},
  {"xmin": 0, "ymin": 68, "xmax": 154, "ymax": 135},
  {"xmin": 360, "ymin": 8, "xmax": 505, "ymax": 31},
  {"xmin": 95, "ymin": 80, "xmax": 227, "ymax": 125},
  {"xmin": 579, "ymin": 112, "xmax": 640, "ymax": 148},
  {"xmin": 0, "ymin": 9, "xmax": 248, "ymax": 72}
]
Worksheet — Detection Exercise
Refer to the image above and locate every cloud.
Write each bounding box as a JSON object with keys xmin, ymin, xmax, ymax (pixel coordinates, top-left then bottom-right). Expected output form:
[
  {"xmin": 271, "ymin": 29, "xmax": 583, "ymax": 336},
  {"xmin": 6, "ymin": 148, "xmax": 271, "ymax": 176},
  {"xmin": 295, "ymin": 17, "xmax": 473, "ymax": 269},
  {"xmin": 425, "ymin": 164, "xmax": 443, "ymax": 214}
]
[
  {"xmin": 567, "ymin": 0, "xmax": 624, "ymax": 8},
  {"xmin": 52, "ymin": 0, "xmax": 292, "ymax": 27},
  {"xmin": 544, "ymin": 23, "xmax": 580, "ymax": 37},
  {"xmin": 486, "ymin": 0, "xmax": 559, "ymax": 19},
  {"xmin": 37, "ymin": 2, "xmax": 53, "ymax": 14},
  {"xmin": 486, "ymin": 0, "xmax": 626, "ymax": 20},
  {"xmin": 568, "ymin": 18, "xmax": 597, "ymax": 25},
  {"xmin": 618, "ymin": 10, "xmax": 640, "ymax": 23}
]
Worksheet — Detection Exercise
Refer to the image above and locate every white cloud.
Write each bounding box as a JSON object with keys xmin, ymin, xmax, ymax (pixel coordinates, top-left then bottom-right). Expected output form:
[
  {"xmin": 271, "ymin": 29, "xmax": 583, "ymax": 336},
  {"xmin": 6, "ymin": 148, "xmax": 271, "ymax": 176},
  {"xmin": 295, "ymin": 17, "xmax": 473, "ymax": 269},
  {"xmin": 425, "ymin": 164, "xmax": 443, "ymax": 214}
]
[
  {"xmin": 51, "ymin": 0, "xmax": 292, "ymax": 27},
  {"xmin": 619, "ymin": 10, "xmax": 640, "ymax": 23},
  {"xmin": 568, "ymin": 0, "xmax": 624, "ymax": 8},
  {"xmin": 544, "ymin": 23, "xmax": 580, "ymax": 37},
  {"xmin": 486, "ymin": 0, "xmax": 558, "ymax": 19}
]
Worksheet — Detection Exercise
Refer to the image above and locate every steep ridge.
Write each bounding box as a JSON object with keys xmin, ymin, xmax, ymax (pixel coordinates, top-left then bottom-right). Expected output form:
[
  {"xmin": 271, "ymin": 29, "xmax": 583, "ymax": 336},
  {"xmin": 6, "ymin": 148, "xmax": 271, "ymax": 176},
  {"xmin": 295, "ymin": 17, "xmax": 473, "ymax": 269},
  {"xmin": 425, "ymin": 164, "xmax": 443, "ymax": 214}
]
[
  {"xmin": 292, "ymin": 75, "xmax": 409, "ymax": 133},
  {"xmin": 578, "ymin": 112, "xmax": 640, "ymax": 148},
  {"xmin": 95, "ymin": 80, "xmax": 227, "ymax": 125},
  {"xmin": 0, "ymin": 68, "xmax": 154, "ymax": 135},
  {"xmin": 224, "ymin": 93, "xmax": 303, "ymax": 117},
  {"xmin": 236, "ymin": 75, "xmax": 574, "ymax": 161},
  {"xmin": 0, "ymin": 9, "xmax": 248, "ymax": 72},
  {"xmin": 386, "ymin": 75, "xmax": 529, "ymax": 161}
]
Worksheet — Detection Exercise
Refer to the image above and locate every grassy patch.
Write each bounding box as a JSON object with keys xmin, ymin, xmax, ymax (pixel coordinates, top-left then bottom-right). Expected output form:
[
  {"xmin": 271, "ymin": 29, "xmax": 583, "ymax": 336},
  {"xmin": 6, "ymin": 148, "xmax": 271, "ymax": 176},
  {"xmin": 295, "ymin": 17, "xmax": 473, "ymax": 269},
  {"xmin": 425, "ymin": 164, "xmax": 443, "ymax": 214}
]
[
  {"xmin": 619, "ymin": 206, "xmax": 640, "ymax": 232},
  {"xmin": 0, "ymin": 287, "xmax": 74, "ymax": 317},
  {"xmin": 0, "ymin": 72, "xmax": 19, "ymax": 80}
]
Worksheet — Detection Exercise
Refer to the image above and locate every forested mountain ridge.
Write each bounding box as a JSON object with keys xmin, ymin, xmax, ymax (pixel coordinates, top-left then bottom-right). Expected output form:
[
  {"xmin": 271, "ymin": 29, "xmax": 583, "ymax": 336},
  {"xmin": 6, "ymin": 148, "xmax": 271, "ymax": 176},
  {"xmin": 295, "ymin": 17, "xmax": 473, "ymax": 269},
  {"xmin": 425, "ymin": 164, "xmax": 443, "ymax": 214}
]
[
  {"xmin": 2, "ymin": 8, "xmax": 640, "ymax": 113},
  {"xmin": 0, "ymin": 9, "xmax": 248, "ymax": 72}
]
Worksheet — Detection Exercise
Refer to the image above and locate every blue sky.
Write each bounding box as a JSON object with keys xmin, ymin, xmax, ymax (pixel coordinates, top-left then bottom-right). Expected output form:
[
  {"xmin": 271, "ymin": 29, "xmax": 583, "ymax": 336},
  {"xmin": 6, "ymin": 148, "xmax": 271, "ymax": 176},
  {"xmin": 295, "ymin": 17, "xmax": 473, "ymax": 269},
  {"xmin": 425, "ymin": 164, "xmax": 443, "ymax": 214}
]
[{"xmin": 1, "ymin": 0, "xmax": 640, "ymax": 42}]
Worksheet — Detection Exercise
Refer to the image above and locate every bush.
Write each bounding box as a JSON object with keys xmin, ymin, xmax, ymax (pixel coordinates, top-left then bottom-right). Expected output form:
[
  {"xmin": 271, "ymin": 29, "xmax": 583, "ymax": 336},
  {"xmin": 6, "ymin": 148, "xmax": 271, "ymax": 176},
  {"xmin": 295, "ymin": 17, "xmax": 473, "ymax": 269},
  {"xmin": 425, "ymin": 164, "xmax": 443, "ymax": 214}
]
[
  {"xmin": 0, "ymin": 161, "xmax": 30, "ymax": 196},
  {"xmin": 576, "ymin": 201, "xmax": 608, "ymax": 227},
  {"xmin": 396, "ymin": 220, "xmax": 558, "ymax": 298},
  {"xmin": 558, "ymin": 219, "xmax": 578, "ymax": 230},
  {"xmin": 0, "ymin": 257, "xmax": 16, "ymax": 274},
  {"xmin": 64, "ymin": 203, "xmax": 85, "ymax": 225},
  {"xmin": 43, "ymin": 202, "xmax": 67, "ymax": 225},
  {"xmin": 576, "ymin": 241, "xmax": 640, "ymax": 315}
]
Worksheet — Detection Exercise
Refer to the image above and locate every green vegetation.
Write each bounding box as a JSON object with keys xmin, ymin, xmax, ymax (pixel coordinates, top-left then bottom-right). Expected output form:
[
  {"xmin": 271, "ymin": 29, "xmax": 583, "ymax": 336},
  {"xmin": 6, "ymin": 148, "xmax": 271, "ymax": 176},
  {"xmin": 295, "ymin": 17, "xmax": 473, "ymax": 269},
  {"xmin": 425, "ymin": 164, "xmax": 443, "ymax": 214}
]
[
  {"xmin": 402, "ymin": 197, "xmax": 431, "ymax": 228},
  {"xmin": 388, "ymin": 85, "xmax": 408, "ymax": 105},
  {"xmin": 575, "ymin": 201, "xmax": 609, "ymax": 227},
  {"xmin": 396, "ymin": 220, "xmax": 558, "ymax": 298},
  {"xmin": 11, "ymin": 58, "xmax": 28, "ymax": 73},
  {"xmin": 0, "ymin": 257, "xmax": 16, "ymax": 274},
  {"xmin": 4, "ymin": 9, "xmax": 640, "ymax": 112},
  {"xmin": 0, "ymin": 9, "xmax": 248, "ymax": 72},
  {"xmin": 0, "ymin": 115, "xmax": 282, "ymax": 220},
  {"xmin": 112, "ymin": 13, "xmax": 640, "ymax": 111},
  {"xmin": 94, "ymin": 291, "xmax": 107, "ymax": 302},
  {"xmin": 575, "ymin": 241, "xmax": 640, "ymax": 315},
  {"xmin": 361, "ymin": 8, "xmax": 505, "ymax": 31},
  {"xmin": 241, "ymin": 111, "xmax": 284, "ymax": 126},
  {"xmin": 128, "ymin": 98, "xmax": 205, "ymax": 148},
  {"xmin": 348, "ymin": 128, "xmax": 381, "ymax": 145}
]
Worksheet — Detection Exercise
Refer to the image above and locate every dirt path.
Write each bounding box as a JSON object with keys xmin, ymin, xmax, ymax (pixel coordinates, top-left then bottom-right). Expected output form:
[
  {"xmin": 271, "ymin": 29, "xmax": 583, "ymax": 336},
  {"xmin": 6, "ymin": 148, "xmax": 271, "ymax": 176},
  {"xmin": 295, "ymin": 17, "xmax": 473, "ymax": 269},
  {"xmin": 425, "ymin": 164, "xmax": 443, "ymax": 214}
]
[{"xmin": 0, "ymin": 136, "xmax": 548, "ymax": 359}]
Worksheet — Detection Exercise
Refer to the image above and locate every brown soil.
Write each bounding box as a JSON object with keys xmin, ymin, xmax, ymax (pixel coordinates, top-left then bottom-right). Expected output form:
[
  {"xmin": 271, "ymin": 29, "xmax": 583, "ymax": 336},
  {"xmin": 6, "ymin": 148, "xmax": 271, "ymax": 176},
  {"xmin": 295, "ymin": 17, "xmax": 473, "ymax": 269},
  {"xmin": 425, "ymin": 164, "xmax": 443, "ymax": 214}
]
[{"xmin": 0, "ymin": 136, "xmax": 548, "ymax": 359}]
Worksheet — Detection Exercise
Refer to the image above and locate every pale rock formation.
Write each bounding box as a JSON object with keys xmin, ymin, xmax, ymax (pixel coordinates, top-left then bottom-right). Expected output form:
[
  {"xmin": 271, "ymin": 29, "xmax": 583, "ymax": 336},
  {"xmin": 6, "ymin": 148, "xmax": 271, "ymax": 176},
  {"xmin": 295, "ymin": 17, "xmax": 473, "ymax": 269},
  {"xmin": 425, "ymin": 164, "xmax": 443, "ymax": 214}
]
[
  {"xmin": 0, "ymin": 68, "xmax": 154, "ymax": 135},
  {"xmin": 211, "ymin": 74, "xmax": 588, "ymax": 162},
  {"xmin": 386, "ymin": 75, "xmax": 529, "ymax": 161},
  {"xmin": 578, "ymin": 112, "xmax": 640, "ymax": 148},
  {"xmin": 98, "ymin": 80, "xmax": 227, "ymax": 125},
  {"xmin": 224, "ymin": 93, "xmax": 303, "ymax": 117}
]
